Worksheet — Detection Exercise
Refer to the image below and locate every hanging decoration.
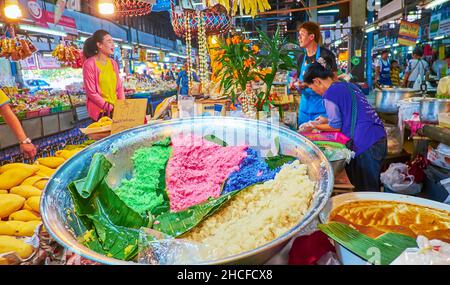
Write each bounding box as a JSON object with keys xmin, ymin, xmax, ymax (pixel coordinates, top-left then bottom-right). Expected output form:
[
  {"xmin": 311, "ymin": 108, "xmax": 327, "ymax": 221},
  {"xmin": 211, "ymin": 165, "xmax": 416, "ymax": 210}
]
[
  {"xmin": 52, "ymin": 41, "xmax": 84, "ymax": 68},
  {"xmin": 185, "ymin": 13, "xmax": 193, "ymax": 89},
  {"xmin": 209, "ymin": 0, "xmax": 271, "ymax": 18},
  {"xmin": 170, "ymin": 0, "xmax": 231, "ymax": 38},
  {"xmin": 114, "ymin": 0, "xmax": 154, "ymax": 17},
  {"xmin": 197, "ymin": 11, "xmax": 209, "ymax": 85}
]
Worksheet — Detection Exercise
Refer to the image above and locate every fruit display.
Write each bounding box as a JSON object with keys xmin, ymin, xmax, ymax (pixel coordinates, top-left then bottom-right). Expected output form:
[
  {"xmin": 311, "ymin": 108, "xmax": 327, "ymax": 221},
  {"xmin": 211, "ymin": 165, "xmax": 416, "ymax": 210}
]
[
  {"xmin": 210, "ymin": 0, "xmax": 271, "ymax": 17},
  {"xmin": 86, "ymin": 116, "xmax": 113, "ymax": 129},
  {"xmin": 123, "ymin": 76, "xmax": 177, "ymax": 94},
  {"xmin": 52, "ymin": 43, "xmax": 84, "ymax": 69},
  {"xmin": 0, "ymin": 38, "xmax": 37, "ymax": 61},
  {"xmin": 0, "ymin": 142, "xmax": 89, "ymax": 263}
]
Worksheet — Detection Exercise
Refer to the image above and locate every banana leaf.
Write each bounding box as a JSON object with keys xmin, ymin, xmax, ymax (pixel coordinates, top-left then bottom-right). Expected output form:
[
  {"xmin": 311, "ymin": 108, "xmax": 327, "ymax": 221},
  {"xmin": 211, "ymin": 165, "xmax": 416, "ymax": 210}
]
[
  {"xmin": 318, "ymin": 222, "xmax": 418, "ymax": 265},
  {"xmin": 203, "ymin": 134, "xmax": 228, "ymax": 147},
  {"xmin": 67, "ymin": 154, "xmax": 149, "ymax": 260},
  {"xmin": 153, "ymin": 189, "xmax": 242, "ymax": 237},
  {"xmin": 265, "ymin": 155, "xmax": 297, "ymax": 170},
  {"xmin": 264, "ymin": 136, "xmax": 297, "ymax": 170}
]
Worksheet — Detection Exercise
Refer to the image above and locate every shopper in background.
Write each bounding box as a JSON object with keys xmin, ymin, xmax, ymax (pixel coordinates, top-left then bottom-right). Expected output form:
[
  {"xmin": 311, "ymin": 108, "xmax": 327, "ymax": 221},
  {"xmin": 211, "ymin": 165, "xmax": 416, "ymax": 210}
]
[
  {"xmin": 176, "ymin": 61, "xmax": 199, "ymax": 98},
  {"xmin": 431, "ymin": 51, "xmax": 448, "ymax": 80},
  {"xmin": 292, "ymin": 21, "xmax": 338, "ymax": 127},
  {"xmin": 0, "ymin": 89, "xmax": 37, "ymax": 159},
  {"xmin": 390, "ymin": 60, "xmax": 401, "ymax": 87},
  {"xmin": 302, "ymin": 61, "xmax": 387, "ymax": 192},
  {"xmin": 403, "ymin": 47, "xmax": 430, "ymax": 89},
  {"xmin": 82, "ymin": 30, "xmax": 124, "ymax": 121},
  {"xmin": 375, "ymin": 50, "xmax": 392, "ymax": 87}
]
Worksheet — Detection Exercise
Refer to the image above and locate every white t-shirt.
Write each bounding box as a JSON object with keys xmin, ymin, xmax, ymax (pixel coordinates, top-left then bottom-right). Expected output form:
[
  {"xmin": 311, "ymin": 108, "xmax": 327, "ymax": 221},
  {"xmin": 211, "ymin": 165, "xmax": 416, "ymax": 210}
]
[
  {"xmin": 375, "ymin": 59, "xmax": 389, "ymax": 68},
  {"xmin": 405, "ymin": 59, "xmax": 429, "ymax": 82}
]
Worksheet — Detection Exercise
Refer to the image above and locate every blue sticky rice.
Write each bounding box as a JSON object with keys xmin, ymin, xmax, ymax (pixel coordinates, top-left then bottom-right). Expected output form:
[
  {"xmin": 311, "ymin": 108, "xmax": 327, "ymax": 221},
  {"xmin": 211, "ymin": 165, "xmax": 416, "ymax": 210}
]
[{"xmin": 222, "ymin": 148, "xmax": 280, "ymax": 194}]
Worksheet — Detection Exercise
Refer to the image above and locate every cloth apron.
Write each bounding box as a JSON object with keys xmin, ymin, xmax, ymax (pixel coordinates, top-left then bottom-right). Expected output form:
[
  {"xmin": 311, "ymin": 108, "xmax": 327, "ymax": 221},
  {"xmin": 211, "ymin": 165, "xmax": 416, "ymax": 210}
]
[
  {"xmin": 378, "ymin": 59, "xmax": 392, "ymax": 86},
  {"xmin": 298, "ymin": 46, "xmax": 327, "ymax": 126}
]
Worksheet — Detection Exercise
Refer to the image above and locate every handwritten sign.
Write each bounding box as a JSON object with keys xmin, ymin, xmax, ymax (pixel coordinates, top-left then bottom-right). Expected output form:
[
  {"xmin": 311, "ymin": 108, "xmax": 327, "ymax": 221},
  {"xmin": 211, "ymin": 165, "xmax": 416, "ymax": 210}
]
[
  {"xmin": 398, "ymin": 21, "xmax": 420, "ymax": 46},
  {"xmin": 111, "ymin": 99, "xmax": 147, "ymax": 134}
]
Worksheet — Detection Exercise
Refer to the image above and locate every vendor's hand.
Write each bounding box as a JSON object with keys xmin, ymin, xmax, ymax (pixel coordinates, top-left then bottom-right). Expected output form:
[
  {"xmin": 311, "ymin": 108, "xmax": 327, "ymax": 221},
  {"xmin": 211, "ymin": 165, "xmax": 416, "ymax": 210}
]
[
  {"xmin": 313, "ymin": 116, "xmax": 328, "ymax": 125},
  {"xmin": 298, "ymin": 122, "xmax": 315, "ymax": 133},
  {"xmin": 20, "ymin": 143, "xmax": 37, "ymax": 159}
]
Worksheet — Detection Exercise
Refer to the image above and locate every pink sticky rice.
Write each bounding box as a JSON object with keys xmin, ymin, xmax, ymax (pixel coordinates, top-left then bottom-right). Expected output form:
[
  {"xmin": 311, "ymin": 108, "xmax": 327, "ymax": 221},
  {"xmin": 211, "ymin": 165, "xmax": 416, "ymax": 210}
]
[{"xmin": 166, "ymin": 134, "xmax": 248, "ymax": 212}]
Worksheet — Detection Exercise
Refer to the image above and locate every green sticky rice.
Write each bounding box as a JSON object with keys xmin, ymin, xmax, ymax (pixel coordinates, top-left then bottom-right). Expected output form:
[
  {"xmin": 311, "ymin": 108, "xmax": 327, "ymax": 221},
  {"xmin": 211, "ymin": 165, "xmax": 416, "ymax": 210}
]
[{"xmin": 114, "ymin": 144, "xmax": 172, "ymax": 215}]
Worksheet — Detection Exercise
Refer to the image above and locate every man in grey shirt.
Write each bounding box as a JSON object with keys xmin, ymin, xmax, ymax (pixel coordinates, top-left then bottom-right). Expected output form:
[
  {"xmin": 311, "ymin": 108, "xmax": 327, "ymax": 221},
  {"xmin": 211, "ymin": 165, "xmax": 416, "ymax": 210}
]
[{"xmin": 403, "ymin": 47, "xmax": 429, "ymax": 88}]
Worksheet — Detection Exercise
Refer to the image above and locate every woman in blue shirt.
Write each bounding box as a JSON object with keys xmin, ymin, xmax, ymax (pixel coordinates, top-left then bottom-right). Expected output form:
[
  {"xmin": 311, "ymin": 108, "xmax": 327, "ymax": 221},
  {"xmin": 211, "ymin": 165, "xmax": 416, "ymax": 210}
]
[
  {"xmin": 176, "ymin": 62, "xmax": 199, "ymax": 96},
  {"xmin": 302, "ymin": 61, "xmax": 387, "ymax": 192}
]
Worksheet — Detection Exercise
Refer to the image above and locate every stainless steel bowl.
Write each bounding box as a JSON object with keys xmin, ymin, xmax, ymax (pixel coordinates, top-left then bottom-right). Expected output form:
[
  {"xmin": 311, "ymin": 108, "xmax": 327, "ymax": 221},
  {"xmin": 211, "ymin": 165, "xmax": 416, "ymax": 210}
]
[
  {"xmin": 375, "ymin": 88, "xmax": 421, "ymax": 114},
  {"xmin": 419, "ymin": 98, "xmax": 450, "ymax": 123},
  {"xmin": 330, "ymin": 159, "xmax": 347, "ymax": 175},
  {"xmin": 41, "ymin": 117, "xmax": 334, "ymax": 265}
]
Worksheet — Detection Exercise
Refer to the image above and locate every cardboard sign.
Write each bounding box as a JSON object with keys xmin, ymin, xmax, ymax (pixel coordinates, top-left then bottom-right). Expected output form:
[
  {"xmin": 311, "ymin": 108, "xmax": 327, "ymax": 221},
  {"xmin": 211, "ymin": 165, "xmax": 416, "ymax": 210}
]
[
  {"xmin": 398, "ymin": 21, "xmax": 420, "ymax": 46},
  {"xmin": 111, "ymin": 99, "xmax": 147, "ymax": 134}
]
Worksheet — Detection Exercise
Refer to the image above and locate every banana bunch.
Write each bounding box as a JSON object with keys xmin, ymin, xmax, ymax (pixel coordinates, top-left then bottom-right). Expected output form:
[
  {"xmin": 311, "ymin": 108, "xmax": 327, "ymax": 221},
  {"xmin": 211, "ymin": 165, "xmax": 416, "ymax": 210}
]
[{"xmin": 212, "ymin": 0, "xmax": 271, "ymax": 18}]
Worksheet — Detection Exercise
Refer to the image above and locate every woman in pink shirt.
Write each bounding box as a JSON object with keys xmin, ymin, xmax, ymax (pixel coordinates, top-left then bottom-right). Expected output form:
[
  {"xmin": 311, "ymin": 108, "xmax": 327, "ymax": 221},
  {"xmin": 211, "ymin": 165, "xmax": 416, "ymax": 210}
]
[{"xmin": 82, "ymin": 30, "xmax": 124, "ymax": 121}]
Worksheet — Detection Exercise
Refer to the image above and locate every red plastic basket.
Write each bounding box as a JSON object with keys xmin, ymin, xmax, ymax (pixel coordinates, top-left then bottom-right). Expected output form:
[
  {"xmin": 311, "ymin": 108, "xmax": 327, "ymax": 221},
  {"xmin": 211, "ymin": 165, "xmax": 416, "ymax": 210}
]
[
  {"xmin": 302, "ymin": 132, "xmax": 350, "ymax": 145},
  {"xmin": 26, "ymin": 110, "xmax": 40, "ymax": 118},
  {"xmin": 38, "ymin": 107, "xmax": 51, "ymax": 116}
]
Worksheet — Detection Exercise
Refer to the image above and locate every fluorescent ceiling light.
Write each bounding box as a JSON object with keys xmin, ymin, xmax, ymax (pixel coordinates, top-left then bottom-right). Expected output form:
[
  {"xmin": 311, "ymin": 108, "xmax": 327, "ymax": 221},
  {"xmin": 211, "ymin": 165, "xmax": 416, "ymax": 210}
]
[
  {"xmin": 425, "ymin": 0, "xmax": 448, "ymax": 9},
  {"xmin": 43, "ymin": 53, "xmax": 53, "ymax": 57},
  {"xmin": 147, "ymin": 49, "xmax": 160, "ymax": 54},
  {"xmin": 434, "ymin": 35, "xmax": 445, "ymax": 40},
  {"xmin": 19, "ymin": 24, "xmax": 67, "ymax": 37},
  {"xmin": 318, "ymin": 9, "xmax": 339, "ymax": 14},
  {"xmin": 235, "ymin": 15, "xmax": 252, "ymax": 18},
  {"xmin": 392, "ymin": 43, "xmax": 399, "ymax": 47},
  {"xmin": 249, "ymin": 38, "xmax": 259, "ymax": 41},
  {"xmin": 122, "ymin": 44, "xmax": 133, "ymax": 50},
  {"xmin": 320, "ymin": 24, "xmax": 336, "ymax": 27},
  {"xmin": 384, "ymin": 45, "xmax": 391, "ymax": 48},
  {"xmin": 242, "ymin": 31, "xmax": 252, "ymax": 34},
  {"xmin": 365, "ymin": 25, "xmax": 377, "ymax": 33},
  {"xmin": 112, "ymin": 37, "xmax": 123, "ymax": 42},
  {"xmin": 192, "ymin": 2, "xmax": 203, "ymax": 5},
  {"xmin": 236, "ymin": 28, "xmax": 242, "ymax": 32}
]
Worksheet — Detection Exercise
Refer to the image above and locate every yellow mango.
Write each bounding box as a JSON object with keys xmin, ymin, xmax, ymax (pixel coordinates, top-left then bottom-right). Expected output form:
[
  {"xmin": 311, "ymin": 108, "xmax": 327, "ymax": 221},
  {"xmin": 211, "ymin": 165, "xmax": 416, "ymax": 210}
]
[
  {"xmin": 0, "ymin": 194, "xmax": 25, "ymax": 219},
  {"xmin": 10, "ymin": 185, "xmax": 42, "ymax": 199},
  {"xmin": 33, "ymin": 180, "xmax": 48, "ymax": 190},
  {"xmin": 0, "ymin": 221, "xmax": 41, "ymax": 237},
  {"xmin": 22, "ymin": 203, "xmax": 32, "ymax": 211},
  {"xmin": 37, "ymin": 157, "xmax": 65, "ymax": 169},
  {"xmin": 0, "ymin": 190, "xmax": 8, "ymax": 194},
  {"xmin": 0, "ymin": 168, "xmax": 38, "ymax": 190},
  {"xmin": 0, "ymin": 235, "xmax": 34, "ymax": 259},
  {"xmin": 35, "ymin": 165, "xmax": 56, "ymax": 177},
  {"xmin": 21, "ymin": 175, "xmax": 44, "ymax": 186},
  {"xmin": 25, "ymin": 196, "xmax": 40, "ymax": 213},
  {"xmin": 9, "ymin": 210, "xmax": 40, "ymax": 222},
  {"xmin": 0, "ymin": 163, "xmax": 39, "ymax": 174}
]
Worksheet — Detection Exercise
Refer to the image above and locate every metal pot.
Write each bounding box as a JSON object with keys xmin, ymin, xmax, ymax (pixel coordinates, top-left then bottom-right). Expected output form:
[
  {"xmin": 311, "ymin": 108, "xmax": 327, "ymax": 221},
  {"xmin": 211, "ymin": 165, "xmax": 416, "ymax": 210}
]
[
  {"xmin": 41, "ymin": 117, "xmax": 334, "ymax": 265},
  {"xmin": 419, "ymin": 98, "xmax": 450, "ymax": 123},
  {"xmin": 375, "ymin": 88, "xmax": 421, "ymax": 114}
]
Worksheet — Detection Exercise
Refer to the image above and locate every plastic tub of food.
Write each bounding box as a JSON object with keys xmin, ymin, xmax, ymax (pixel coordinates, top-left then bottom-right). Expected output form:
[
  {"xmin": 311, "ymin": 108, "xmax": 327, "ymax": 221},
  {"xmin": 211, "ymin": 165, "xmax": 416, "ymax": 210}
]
[
  {"xmin": 438, "ymin": 113, "xmax": 450, "ymax": 129},
  {"xmin": 302, "ymin": 132, "xmax": 350, "ymax": 145}
]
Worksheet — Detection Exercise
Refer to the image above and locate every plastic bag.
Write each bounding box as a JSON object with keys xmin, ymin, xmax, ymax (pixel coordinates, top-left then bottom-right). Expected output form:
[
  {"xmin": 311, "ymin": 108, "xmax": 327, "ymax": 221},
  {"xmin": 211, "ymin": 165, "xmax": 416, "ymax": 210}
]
[
  {"xmin": 137, "ymin": 228, "xmax": 221, "ymax": 265},
  {"xmin": 381, "ymin": 163, "xmax": 422, "ymax": 195},
  {"xmin": 391, "ymin": 236, "xmax": 450, "ymax": 265},
  {"xmin": 427, "ymin": 143, "xmax": 450, "ymax": 171}
]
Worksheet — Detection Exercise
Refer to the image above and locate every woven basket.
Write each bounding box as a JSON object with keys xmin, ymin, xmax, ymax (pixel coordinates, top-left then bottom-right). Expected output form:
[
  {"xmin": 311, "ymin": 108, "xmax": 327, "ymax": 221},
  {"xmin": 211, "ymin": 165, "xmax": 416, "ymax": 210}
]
[{"xmin": 170, "ymin": 2, "xmax": 231, "ymax": 38}]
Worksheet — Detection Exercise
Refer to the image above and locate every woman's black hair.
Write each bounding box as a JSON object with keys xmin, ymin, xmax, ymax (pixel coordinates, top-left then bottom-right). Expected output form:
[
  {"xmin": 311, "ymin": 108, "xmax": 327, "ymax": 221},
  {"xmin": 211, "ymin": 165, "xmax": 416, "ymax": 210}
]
[
  {"xmin": 83, "ymin": 30, "xmax": 110, "ymax": 58},
  {"xmin": 303, "ymin": 61, "xmax": 334, "ymax": 84},
  {"xmin": 413, "ymin": 47, "xmax": 423, "ymax": 57}
]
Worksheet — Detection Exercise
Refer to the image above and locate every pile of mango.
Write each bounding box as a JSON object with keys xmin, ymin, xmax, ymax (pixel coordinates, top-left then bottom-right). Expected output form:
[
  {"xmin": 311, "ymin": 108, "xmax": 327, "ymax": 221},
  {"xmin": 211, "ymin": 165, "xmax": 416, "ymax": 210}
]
[
  {"xmin": 0, "ymin": 142, "xmax": 91, "ymax": 261},
  {"xmin": 86, "ymin": 116, "xmax": 113, "ymax": 129}
]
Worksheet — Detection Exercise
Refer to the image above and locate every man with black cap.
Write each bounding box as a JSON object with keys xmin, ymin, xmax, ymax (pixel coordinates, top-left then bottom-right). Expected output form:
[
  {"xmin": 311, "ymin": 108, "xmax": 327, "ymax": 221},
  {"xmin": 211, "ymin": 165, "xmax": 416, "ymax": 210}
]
[{"xmin": 375, "ymin": 50, "xmax": 392, "ymax": 87}]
